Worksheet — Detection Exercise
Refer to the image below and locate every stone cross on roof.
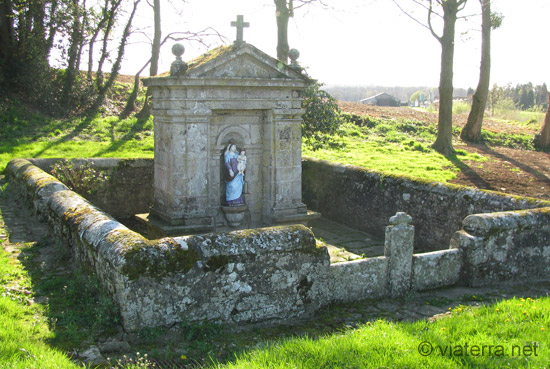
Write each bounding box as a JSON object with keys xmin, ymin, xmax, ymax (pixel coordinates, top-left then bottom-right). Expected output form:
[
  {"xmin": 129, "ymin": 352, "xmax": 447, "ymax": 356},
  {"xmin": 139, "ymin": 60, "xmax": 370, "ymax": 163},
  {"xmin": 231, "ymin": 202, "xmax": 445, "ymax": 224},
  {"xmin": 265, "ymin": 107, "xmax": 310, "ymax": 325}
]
[{"xmin": 231, "ymin": 15, "xmax": 249, "ymax": 44}]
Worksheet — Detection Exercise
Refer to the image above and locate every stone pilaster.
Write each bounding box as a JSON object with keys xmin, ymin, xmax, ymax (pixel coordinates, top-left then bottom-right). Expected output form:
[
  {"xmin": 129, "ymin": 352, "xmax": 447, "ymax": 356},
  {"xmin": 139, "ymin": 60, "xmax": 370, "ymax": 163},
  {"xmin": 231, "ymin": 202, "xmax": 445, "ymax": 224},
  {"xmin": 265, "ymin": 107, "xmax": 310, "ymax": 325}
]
[{"xmin": 384, "ymin": 212, "xmax": 415, "ymax": 297}]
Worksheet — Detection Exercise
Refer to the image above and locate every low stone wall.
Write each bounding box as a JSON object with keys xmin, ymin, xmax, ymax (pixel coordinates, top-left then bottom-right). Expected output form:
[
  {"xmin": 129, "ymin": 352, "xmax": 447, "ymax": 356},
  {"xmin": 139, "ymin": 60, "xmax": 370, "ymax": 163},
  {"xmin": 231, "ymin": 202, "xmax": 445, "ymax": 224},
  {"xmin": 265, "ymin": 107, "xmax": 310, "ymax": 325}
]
[
  {"xmin": 6, "ymin": 159, "xmax": 329, "ymax": 331},
  {"xmin": 6, "ymin": 157, "xmax": 549, "ymax": 331},
  {"xmin": 452, "ymin": 209, "xmax": 550, "ymax": 286},
  {"xmin": 412, "ymin": 249, "xmax": 462, "ymax": 291},
  {"xmin": 28, "ymin": 158, "xmax": 154, "ymax": 219},
  {"xmin": 302, "ymin": 157, "xmax": 550, "ymax": 251}
]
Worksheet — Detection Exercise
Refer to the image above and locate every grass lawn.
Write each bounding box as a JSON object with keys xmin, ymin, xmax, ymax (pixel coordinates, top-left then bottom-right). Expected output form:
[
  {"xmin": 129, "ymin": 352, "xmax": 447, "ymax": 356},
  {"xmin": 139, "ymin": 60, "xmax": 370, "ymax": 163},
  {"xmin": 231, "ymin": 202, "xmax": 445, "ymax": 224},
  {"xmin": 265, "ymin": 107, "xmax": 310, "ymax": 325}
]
[
  {"xmin": 212, "ymin": 297, "xmax": 548, "ymax": 369},
  {"xmin": 0, "ymin": 244, "xmax": 80, "ymax": 369},
  {"xmin": 304, "ymin": 121, "xmax": 486, "ymax": 183},
  {"xmin": 2, "ymin": 237, "xmax": 548, "ymax": 368},
  {"xmin": 0, "ymin": 102, "xmax": 154, "ymax": 171},
  {"xmin": 0, "ymin": 102, "xmax": 548, "ymax": 368}
]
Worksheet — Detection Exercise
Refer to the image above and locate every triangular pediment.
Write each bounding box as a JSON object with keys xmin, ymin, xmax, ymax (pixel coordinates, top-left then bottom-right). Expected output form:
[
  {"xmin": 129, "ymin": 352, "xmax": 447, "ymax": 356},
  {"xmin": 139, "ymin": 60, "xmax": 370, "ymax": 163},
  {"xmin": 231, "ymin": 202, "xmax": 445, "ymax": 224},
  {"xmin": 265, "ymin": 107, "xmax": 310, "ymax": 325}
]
[{"xmin": 185, "ymin": 43, "xmax": 309, "ymax": 81}]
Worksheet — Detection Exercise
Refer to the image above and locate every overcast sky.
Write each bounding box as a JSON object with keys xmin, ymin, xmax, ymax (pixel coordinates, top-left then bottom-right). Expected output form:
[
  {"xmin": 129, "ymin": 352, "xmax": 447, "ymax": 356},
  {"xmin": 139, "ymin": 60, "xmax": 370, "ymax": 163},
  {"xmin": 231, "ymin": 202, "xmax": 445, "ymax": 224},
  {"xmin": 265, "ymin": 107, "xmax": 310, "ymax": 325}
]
[{"xmin": 122, "ymin": 0, "xmax": 549, "ymax": 89}]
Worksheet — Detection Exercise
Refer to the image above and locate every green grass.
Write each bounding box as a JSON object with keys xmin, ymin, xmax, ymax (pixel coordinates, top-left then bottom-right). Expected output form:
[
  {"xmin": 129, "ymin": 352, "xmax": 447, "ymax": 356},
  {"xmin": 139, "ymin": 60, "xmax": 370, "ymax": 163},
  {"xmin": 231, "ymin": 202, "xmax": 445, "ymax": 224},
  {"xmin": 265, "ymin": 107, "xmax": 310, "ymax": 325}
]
[
  {"xmin": 212, "ymin": 297, "xmax": 549, "ymax": 369},
  {"xmin": 304, "ymin": 120, "xmax": 486, "ymax": 183},
  {"xmin": 0, "ymin": 100, "xmax": 539, "ymax": 183},
  {"xmin": 1, "ymin": 99, "xmax": 548, "ymax": 368},
  {"xmin": 0, "ymin": 100, "xmax": 154, "ymax": 171},
  {"xmin": 492, "ymin": 108, "xmax": 546, "ymax": 127},
  {"xmin": 2, "ymin": 236, "xmax": 548, "ymax": 369},
  {"xmin": 0, "ymin": 245, "xmax": 81, "ymax": 369}
]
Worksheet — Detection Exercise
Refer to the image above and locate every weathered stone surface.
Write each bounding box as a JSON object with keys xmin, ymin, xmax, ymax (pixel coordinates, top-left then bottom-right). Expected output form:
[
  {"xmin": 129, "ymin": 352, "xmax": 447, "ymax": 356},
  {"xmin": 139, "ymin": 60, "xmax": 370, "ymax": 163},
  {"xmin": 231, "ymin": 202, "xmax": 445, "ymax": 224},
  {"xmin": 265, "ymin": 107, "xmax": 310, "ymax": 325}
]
[
  {"xmin": 389, "ymin": 212, "xmax": 412, "ymax": 225},
  {"xmin": 302, "ymin": 157, "xmax": 550, "ymax": 252},
  {"xmin": 78, "ymin": 345, "xmax": 107, "ymax": 366},
  {"xmin": 454, "ymin": 209, "xmax": 550, "ymax": 286},
  {"xmin": 412, "ymin": 249, "xmax": 462, "ymax": 291},
  {"xmin": 28, "ymin": 158, "xmax": 154, "ymax": 219},
  {"xmin": 327, "ymin": 257, "xmax": 388, "ymax": 302},
  {"xmin": 8, "ymin": 158, "xmax": 550, "ymax": 333},
  {"xmin": 6, "ymin": 160, "xmax": 330, "ymax": 332},
  {"xmin": 384, "ymin": 212, "xmax": 414, "ymax": 297},
  {"xmin": 143, "ymin": 42, "xmax": 316, "ymax": 232}
]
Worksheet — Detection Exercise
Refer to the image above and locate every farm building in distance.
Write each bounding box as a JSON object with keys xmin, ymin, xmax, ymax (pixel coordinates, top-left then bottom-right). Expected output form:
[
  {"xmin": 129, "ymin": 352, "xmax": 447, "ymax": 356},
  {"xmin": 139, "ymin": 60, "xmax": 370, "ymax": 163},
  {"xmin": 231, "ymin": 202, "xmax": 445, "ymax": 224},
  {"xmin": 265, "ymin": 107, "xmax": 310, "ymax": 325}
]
[{"xmin": 360, "ymin": 92, "xmax": 401, "ymax": 107}]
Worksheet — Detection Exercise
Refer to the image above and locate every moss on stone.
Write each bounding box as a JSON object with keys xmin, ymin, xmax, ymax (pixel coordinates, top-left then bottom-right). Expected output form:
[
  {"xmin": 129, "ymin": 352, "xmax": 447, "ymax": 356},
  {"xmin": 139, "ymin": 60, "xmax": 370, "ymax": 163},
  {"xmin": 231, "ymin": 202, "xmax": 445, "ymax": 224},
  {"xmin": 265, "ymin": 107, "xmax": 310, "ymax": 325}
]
[
  {"xmin": 152, "ymin": 45, "xmax": 236, "ymax": 77},
  {"xmin": 187, "ymin": 45, "xmax": 235, "ymax": 71},
  {"xmin": 203, "ymin": 255, "xmax": 231, "ymax": 272},
  {"xmin": 121, "ymin": 237, "xmax": 201, "ymax": 281}
]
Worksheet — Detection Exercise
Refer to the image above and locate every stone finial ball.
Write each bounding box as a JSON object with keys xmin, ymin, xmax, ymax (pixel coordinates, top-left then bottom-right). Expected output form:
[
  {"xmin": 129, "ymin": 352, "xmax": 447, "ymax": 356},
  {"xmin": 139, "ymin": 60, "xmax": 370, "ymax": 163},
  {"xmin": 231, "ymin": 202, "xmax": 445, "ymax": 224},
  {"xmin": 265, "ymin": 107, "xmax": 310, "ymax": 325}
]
[
  {"xmin": 172, "ymin": 43, "xmax": 185, "ymax": 57},
  {"xmin": 289, "ymin": 48, "xmax": 300, "ymax": 61}
]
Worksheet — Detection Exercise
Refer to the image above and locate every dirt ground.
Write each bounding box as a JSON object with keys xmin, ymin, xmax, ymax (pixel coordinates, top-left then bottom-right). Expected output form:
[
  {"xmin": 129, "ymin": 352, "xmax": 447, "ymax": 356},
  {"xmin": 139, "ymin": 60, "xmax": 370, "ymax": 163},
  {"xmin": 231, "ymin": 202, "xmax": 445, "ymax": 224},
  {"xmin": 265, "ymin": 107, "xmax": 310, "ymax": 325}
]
[{"xmin": 338, "ymin": 101, "xmax": 550, "ymax": 200}]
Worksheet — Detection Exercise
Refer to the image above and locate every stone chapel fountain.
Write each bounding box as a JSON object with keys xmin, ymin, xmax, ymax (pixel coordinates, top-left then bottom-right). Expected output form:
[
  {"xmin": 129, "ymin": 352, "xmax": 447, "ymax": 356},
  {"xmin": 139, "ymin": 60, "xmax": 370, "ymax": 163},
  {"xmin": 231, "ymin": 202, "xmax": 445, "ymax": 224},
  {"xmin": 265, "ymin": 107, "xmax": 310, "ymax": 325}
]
[{"xmin": 138, "ymin": 16, "xmax": 319, "ymax": 236}]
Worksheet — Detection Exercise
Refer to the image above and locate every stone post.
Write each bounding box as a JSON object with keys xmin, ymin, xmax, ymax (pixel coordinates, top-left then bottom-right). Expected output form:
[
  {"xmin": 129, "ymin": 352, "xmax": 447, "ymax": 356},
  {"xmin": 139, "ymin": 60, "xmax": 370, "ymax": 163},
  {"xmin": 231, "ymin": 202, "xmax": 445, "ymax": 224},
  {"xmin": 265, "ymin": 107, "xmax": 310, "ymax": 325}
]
[{"xmin": 384, "ymin": 212, "xmax": 415, "ymax": 297}]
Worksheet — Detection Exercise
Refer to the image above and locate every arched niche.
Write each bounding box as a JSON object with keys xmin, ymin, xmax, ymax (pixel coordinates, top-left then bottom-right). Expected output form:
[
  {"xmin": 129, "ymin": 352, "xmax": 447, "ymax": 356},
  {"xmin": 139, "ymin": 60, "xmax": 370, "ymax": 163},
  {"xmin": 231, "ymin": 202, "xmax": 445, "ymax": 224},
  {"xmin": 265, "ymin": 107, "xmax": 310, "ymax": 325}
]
[{"xmin": 216, "ymin": 125, "xmax": 251, "ymax": 147}]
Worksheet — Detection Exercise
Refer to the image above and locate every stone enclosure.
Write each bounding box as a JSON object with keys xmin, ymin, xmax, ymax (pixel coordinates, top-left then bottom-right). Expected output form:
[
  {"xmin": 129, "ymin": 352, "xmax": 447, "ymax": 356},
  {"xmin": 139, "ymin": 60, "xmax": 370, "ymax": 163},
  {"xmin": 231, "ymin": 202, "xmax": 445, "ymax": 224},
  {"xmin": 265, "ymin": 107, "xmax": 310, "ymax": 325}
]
[
  {"xmin": 5, "ymin": 41, "xmax": 549, "ymax": 332},
  {"xmin": 7, "ymin": 157, "xmax": 550, "ymax": 331}
]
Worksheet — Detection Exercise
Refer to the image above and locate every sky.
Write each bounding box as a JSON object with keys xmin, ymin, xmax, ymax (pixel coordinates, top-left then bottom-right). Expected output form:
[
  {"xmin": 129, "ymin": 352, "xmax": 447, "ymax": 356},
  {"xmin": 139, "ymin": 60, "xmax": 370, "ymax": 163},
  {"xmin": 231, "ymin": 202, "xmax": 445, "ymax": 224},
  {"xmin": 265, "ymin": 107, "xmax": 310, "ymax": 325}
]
[{"xmin": 122, "ymin": 0, "xmax": 549, "ymax": 89}]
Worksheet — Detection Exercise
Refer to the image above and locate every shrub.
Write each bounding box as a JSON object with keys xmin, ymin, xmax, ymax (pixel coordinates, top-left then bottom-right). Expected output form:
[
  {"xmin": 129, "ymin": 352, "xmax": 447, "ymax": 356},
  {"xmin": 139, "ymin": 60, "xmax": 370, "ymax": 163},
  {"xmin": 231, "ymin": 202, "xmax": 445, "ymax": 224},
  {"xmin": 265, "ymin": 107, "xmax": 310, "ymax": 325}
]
[
  {"xmin": 50, "ymin": 159, "xmax": 109, "ymax": 195},
  {"xmin": 301, "ymin": 82, "xmax": 344, "ymax": 150},
  {"xmin": 452, "ymin": 101, "xmax": 471, "ymax": 115}
]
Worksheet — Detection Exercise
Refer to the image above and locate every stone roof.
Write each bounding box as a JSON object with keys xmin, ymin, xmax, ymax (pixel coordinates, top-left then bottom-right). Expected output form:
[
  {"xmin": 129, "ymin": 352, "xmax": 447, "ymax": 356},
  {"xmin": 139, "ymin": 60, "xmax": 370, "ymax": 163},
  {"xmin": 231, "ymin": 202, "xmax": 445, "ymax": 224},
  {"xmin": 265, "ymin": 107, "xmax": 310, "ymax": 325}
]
[{"xmin": 154, "ymin": 42, "xmax": 310, "ymax": 81}]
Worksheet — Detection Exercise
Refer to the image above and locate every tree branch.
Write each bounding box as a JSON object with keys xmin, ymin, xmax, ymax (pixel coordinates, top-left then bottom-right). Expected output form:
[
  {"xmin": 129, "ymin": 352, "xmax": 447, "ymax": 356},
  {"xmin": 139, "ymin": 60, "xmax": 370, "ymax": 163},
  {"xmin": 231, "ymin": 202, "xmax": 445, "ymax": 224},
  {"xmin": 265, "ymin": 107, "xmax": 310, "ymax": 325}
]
[
  {"xmin": 293, "ymin": 0, "xmax": 330, "ymax": 10},
  {"xmin": 427, "ymin": 0, "xmax": 442, "ymax": 43},
  {"xmin": 160, "ymin": 28, "xmax": 226, "ymax": 49},
  {"xmin": 411, "ymin": 0, "xmax": 443, "ymax": 18},
  {"xmin": 390, "ymin": 0, "xmax": 432, "ymax": 32}
]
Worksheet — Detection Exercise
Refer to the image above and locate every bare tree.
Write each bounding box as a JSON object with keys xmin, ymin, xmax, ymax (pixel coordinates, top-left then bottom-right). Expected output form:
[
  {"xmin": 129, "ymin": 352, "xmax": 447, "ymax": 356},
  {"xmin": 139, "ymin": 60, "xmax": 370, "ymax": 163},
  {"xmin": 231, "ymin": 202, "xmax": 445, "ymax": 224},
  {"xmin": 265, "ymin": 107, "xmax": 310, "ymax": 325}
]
[
  {"xmin": 89, "ymin": 0, "xmax": 141, "ymax": 113},
  {"xmin": 95, "ymin": 0, "xmax": 124, "ymax": 91},
  {"xmin": 274, "ymin": 0, "xmax": 328, "ymax": 63},
  {"xmin": 134, "ymin": 0, "xmax": 224, "ymax": 117},
  {"xmin": 392, "ymin": 0, "xmax": 468, "ymax": 155},
  {"xmin": 124, "ymin": 28, "xmax": 222, "ymax": 115},
  {"xmin": 460, "ymin": 0, "xmax": 502, "ymax": 142}
]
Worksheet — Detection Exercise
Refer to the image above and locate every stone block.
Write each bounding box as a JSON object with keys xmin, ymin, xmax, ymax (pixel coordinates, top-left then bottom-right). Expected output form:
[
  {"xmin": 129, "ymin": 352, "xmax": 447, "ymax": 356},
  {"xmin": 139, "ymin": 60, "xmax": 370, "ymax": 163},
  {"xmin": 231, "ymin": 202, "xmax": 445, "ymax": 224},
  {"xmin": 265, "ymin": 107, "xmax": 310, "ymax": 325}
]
[
  {"xmin": 384, "ymin": 212, "xmax": 414, "ymax": 297},
  {"xmin": 412, "ymin": 249, "xmax": 462, "ymax": 291},
  {"xmin": 327, "ymin": 257, "xmax": 388, "ymax": 302}
]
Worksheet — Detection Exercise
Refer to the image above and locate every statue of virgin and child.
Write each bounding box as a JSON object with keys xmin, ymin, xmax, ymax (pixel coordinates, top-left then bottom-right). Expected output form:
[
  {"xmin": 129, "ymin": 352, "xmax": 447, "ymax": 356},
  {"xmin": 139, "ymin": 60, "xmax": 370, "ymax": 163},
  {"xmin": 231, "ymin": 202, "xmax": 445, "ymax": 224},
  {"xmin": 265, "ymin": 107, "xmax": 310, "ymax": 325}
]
[{"xmin": 224, "ymin": 143, "xmax": 247, "ymax": 206}]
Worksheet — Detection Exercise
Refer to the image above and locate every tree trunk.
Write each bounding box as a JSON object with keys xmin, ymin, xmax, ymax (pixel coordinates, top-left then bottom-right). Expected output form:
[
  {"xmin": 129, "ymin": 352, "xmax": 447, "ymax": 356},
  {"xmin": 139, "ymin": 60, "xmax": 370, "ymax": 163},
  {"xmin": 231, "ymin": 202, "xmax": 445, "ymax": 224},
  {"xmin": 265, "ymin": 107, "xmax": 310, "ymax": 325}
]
[
  {"xmin": 150, "ymin": 0, "xmax": 161, "ymax": 76},
  {"xmin": 123, "ymin": 59, "xmax": 150, "ymax": 117},
  {"xmin": 62, "ymin": 0, "xmax": 82, "ymax": 105},
  {"xmin": 432, "ymin": 0, "xmax": 459, "ymax": 156},
  {"xmin": 96, "ymin": 0, "xmax": 122, "ymax": 91},
  {"xmin": 533, "ymin": 96, "xmax": 550, "ymax": 151},
  {"xmin": 0, "ymin": 0, "xmax": 13, "ymax": 78},
  {"xmin": 90, "ymin": 0, "xmax": 139, "ymax": 113},
  {"xmin": 274, "ymin": 0, "xmax": 290, "ymax": 63},
  {"xmin": 461, "ymin": 0, "xmax": 491, "ymax": 142},
  {"xmin": 137, "ymin": 0, "xmax": 160, "ymax": 117}
]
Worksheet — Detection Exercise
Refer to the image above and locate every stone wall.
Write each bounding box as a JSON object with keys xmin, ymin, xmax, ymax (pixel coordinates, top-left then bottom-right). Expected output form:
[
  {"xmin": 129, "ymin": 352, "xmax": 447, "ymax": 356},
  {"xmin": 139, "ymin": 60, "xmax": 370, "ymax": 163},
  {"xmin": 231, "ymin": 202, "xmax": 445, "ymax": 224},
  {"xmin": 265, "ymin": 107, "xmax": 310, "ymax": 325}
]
[
  {"xmin": 302, "ymin": 157, "xmax": 550, "ymax": 251},
  {"xmin": 452, "ymin": 209, "xmax": 550, "ymax": 286},
  {"xmin": 28, "ymin": 158, "xmax": 154, "ymax": 219},
  {"xmin": 6, "ymin": 159, "xmax": 329, "ymax": 331},
  {"xmin": 7, "ymin": 158, "xmax": 550, "ymax": 331}
]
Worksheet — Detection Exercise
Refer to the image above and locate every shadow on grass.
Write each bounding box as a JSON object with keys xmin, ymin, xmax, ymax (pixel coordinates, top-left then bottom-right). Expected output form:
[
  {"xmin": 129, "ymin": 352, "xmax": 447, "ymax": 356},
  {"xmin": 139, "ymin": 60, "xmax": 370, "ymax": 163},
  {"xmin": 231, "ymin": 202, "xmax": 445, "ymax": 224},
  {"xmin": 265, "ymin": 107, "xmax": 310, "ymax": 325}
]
[
  {"xmin": 30, "ymin": 115, "xmax": 96, "ymax": 158},
  {"xmin": 445, "ymin": 151, "xmax": 495, "ymax": 191},
  {"xmin": 475, "ymin": 144, "xmax": 550, "ymax": 186},
  {"xmin": 91, "ymin": 115, "xmax": 151, "ymax": 157},
  {"xmin": 0, "ymin": 178, "xmax": 119, "ymax": 352},
  {"xmin": 2, "ymin": 175, "xmax": 550, "ymax": 367}
]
